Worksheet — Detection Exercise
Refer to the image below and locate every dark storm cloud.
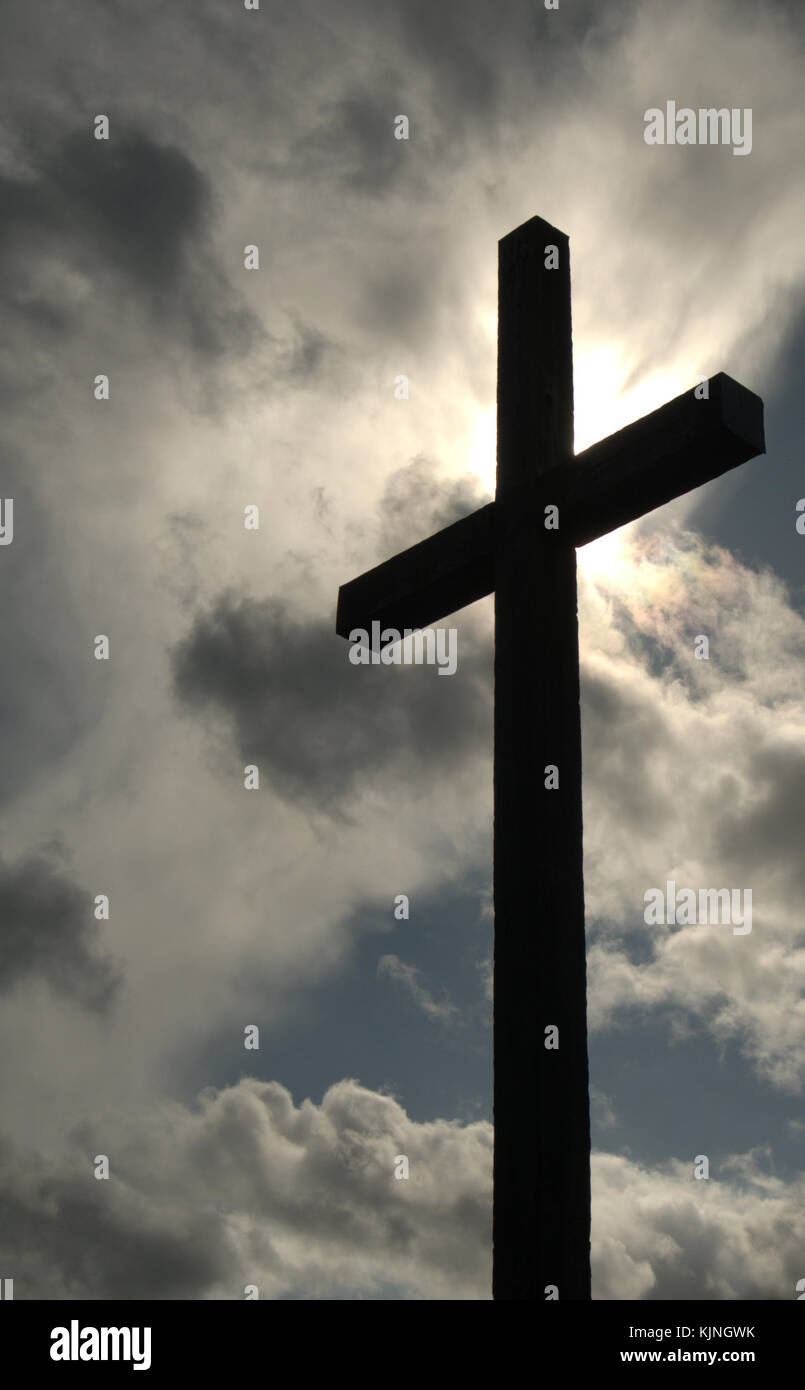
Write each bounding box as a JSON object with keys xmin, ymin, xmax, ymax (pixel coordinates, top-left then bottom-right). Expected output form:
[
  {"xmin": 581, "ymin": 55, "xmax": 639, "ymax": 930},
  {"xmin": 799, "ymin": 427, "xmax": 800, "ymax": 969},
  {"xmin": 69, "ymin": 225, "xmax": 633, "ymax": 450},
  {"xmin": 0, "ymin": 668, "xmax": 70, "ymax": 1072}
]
[
  {"xmin": 714, "ymin": 740, "xmax": 805, "ymax": 893},
  {"xmin": 255, "ymin": 1, "xmax": 522, "ymax": 193},
  {"xmin": 170, "ymin": 421, "xmax": 492, "ymax": 819},
  {"xmin": 0, "ymin": 1135, "xmax": 237, "ymax": 1301},
  {"xmin": 0, "ymin": 1076, "xmax": 492, "ymax": 1299},
  {"xmin": 392, "ymin": 0, "xmax": 503, "ymax": 118},
  {"xmin": 580, "ymin": 663, "xmax": 676, "ymax": 837},
  {"xmin": 171, "ymin": 592, "xmax": 491, "ymax": 814},
  {"xmin": 0, "ymin": 852, "xmax": 122, "ymax": 1011},
  {"xmin": 293, "ymin": 85, "xmax": 411, "ymax": 195},
  {"xmin": 0, "ymin": 448, "xmax": 100, "ymax": 805},
  {"xmin": 0, "ymin": 126, "xmax": 261, "ymax": 363},
  {"xmin": 47, "ymin": 130, "xmax": 208, "ymax": 295}
]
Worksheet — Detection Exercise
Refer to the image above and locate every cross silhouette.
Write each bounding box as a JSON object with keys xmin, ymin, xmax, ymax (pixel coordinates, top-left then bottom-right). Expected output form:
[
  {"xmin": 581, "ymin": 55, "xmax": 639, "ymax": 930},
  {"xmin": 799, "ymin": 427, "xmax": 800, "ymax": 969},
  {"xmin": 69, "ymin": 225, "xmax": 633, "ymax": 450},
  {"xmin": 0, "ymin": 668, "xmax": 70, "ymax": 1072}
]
[{"xmin": 336, "ymin": 215, "xmax": 765, "ymax": 1301}]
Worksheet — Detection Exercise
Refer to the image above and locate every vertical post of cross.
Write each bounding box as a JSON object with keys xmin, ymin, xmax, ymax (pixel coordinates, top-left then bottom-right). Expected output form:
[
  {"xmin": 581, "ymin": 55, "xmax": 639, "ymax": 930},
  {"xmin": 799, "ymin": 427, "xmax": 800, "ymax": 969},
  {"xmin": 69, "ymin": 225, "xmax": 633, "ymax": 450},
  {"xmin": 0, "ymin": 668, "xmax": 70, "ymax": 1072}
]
[{"xmin": 493, "ymin": 217, "xmax": 591, "ymax": 1299}]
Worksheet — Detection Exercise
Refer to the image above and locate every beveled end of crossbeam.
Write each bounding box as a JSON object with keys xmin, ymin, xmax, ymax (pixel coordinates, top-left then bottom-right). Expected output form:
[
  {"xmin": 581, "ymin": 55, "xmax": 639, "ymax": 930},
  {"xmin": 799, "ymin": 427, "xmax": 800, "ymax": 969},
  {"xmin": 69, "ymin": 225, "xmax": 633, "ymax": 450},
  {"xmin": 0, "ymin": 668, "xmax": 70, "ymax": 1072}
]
[
  {"xmin": 567, "ymin": 372, "xmax": 765, "ymax": 547},
  {"xmin": 715, "ymin": 372, "xmax": 765, "ymax": 457}
]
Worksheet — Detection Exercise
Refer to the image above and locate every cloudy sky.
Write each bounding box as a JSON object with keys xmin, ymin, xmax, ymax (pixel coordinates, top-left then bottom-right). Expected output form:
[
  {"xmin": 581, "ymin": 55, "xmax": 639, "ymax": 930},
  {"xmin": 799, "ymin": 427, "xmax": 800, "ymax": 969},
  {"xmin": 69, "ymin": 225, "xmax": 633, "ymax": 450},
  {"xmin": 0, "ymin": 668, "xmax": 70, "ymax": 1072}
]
[{"xmin": 1, "ymin": 0, "xmax": 804, "ymax": 1300}]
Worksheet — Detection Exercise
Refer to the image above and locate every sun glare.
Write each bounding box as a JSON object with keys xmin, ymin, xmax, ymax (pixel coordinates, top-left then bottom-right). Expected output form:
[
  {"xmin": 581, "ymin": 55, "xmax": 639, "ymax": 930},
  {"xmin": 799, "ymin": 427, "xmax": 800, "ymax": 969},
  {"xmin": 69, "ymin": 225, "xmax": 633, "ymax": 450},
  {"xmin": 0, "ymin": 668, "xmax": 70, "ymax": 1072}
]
[
  {"xmin": 469, "ymin": 406, "xmax": 497, "ymax": 496},
  {"xmin": 467, "ymin": 348, "xmax": 687, "ymax": 584},
  {"xmin": 577, "ymin": 526, "xmax": 631, "ymax": 584}
]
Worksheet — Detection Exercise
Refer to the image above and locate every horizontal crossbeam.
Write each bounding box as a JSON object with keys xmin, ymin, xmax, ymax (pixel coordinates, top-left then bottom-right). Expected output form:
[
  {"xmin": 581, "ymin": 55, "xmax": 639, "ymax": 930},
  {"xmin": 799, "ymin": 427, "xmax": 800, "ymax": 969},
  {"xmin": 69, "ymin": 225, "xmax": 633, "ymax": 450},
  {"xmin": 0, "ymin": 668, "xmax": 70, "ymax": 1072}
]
[{"xmin": 336, "ymin": 375, "xmax": 764, "ymax": 635}]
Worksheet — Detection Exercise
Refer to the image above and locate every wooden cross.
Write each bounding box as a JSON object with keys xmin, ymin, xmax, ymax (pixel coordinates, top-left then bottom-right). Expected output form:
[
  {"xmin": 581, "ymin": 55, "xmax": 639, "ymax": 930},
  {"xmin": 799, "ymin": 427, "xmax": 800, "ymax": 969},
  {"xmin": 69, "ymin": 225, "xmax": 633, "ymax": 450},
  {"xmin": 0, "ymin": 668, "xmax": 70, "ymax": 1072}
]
[{"xmin": 335, "ymin": 215, "xmax": 765, "ymax": 1301}]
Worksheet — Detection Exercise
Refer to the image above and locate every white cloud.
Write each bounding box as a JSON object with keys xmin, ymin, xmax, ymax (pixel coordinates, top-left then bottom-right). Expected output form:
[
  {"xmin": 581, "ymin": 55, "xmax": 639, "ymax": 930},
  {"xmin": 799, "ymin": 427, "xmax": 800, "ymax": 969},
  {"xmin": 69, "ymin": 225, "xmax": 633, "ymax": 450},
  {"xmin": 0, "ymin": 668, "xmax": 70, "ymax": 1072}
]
[
  {"xmin": 580, "ymin": 529, "xmax": 805, "ymax": 1092},
  {"xmin": 593, "ymin": 1148, "xmax": 805, "ymax": 1300},
  {"xmin": 3, "ymin": 1073, "xmax": 800, "ymax": 1301},
  {"xmin": 1, "ymin": 1078, "xmax": 492, "ymax": 1300}
]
